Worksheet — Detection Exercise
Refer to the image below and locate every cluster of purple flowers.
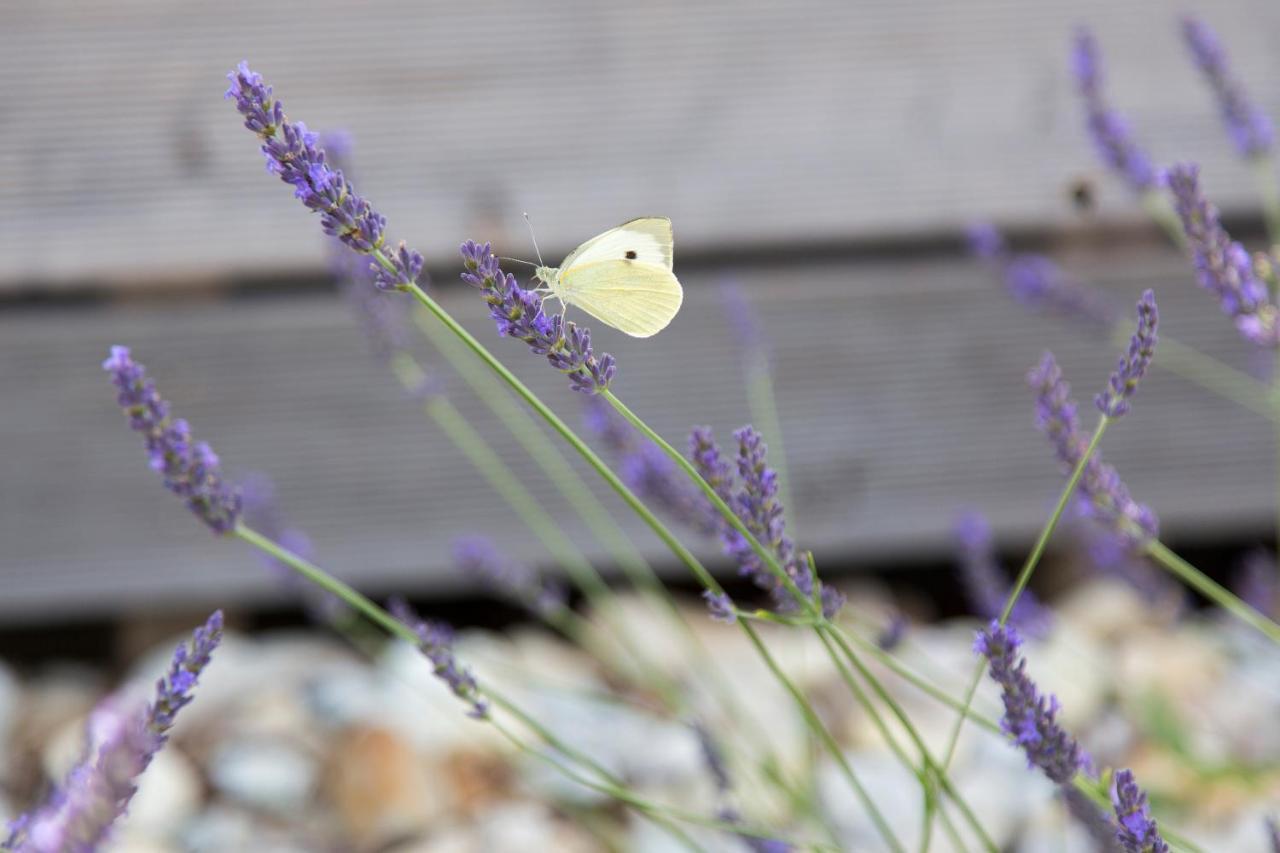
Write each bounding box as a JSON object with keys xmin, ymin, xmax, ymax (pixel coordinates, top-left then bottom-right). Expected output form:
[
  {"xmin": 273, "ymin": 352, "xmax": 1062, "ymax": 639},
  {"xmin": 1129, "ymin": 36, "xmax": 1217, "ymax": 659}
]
[
  {"xmin": 1028, "ymin": 352, "xmax": 1159, "ymax": 546},
  {"xmin": 965, "ymin": 223, "xmax": 1116, "ymax": 333},
  {"xmin": 689, "ymin": 426, "xmax": 844, "ymax": 619},
  {"xmin": 1071, "ymin": 28, "xmax": 1161, "ymax": 193},
  {"xmin": 976, "ymin": 623, "xmax": 1169, "ymax": 851},
  {"xmin": 1167, "ymin": 164, "xmax": 1279, "ymax": 347},
  {"xmin": 1111, "ymin": 769, "xmax": 1169, "ymax": 853},
  {"xmin": 102, "ymin": 347, "xmax": 241, "ymax": 534},
  {"xmin": 974, "ymin": 621, "xmax": 1088, "ymax": 784},
  {"xmin": 1181, "ymin": 16, "xmax": 1273, "ymax": 159},
  {"xmin": 459, "ymin": 241, "xmax": 617, "ymax": 394},
  {"xmin": 224, "ymin": 63, "xmax": 422, "ymax": 293},
  {"xmin": 13, "ymin": 613, "xmax": 223, "ymax": 851},
  {"xmin": 388, "ymin": 598, "xmax": 488, "ymax": 719},
  {"xmin": 1095, "ymin": 289, "xmax": 1158, "ymax": 418},
  {"xmin": 953, "ymin": 511, "xmax": 1050, "ymax": 636},
  {"xmin": 453, "ymin": 537, "xmax": 567, "ymax": 620}
]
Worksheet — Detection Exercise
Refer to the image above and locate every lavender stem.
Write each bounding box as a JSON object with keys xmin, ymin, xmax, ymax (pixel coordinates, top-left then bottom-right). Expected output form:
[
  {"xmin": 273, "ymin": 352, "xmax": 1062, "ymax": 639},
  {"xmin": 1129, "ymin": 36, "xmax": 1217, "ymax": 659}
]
[{"xmin": 940, "ymin": 418, "xmax": 1110, "ymax": 770}]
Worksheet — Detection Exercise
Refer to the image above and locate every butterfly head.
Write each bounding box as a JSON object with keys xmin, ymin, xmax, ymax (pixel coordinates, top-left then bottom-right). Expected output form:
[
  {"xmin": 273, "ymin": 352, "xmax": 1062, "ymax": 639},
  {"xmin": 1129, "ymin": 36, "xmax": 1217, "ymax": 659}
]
[{"xmin": 533, "ymin": 266, "xmax": 560, "ymax": 288}]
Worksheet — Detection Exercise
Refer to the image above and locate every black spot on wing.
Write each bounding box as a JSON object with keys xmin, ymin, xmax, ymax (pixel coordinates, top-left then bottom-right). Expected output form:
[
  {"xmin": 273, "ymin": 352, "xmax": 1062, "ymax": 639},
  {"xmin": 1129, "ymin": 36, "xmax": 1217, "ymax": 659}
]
[{"xmin": 624, "ymin": 250, "xmax": 637, "ymax": 260}]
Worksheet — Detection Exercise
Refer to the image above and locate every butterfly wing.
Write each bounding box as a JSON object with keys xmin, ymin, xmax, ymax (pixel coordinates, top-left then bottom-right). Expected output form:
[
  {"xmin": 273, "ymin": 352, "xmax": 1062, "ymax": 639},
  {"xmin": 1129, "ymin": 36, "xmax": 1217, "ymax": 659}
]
[
  {"xmin": 560, "ymin": 261, "xmax": 683, "ymax": 338},
  {"xmin": 559, "ymin": 217, "xmax": 674, "ymax": 272}
]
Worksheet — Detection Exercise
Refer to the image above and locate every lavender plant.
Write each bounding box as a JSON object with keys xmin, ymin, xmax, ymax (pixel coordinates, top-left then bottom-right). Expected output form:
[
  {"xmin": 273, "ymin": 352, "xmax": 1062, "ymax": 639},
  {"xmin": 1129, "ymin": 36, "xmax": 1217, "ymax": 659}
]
[
  {"xmin": 73, "ymin": 37, "xmax": 1280, "ymax": 847},
  {"xmin": 10, "ymin": 613, "xmax": 223, "ymax": 852}
]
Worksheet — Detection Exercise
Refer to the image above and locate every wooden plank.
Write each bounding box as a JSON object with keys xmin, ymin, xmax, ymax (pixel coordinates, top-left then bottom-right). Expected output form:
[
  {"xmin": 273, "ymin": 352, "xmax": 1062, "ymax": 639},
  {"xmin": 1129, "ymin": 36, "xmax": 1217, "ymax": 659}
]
[
  {"xmin": 1, "ymin": 0, "xmax": 1279, "ymax": 286},
  {"xmin": 0, "ymin": 245, "xmax": 1271, "ymax": 622}
]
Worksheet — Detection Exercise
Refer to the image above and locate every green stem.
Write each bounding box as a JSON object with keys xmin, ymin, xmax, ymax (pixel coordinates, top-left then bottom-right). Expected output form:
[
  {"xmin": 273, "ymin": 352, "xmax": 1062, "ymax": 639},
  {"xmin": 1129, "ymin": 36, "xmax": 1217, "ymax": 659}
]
[
  {"xmin": 826, "ymin": 623, "xmax": 1002, "ymax": 736},
  {"xmin": 601, "ymin": 390, "xmax": 814, "ymax": 613},
  {"xmin": 487, "ymin": 714, "xmax": 838, "ymax": 852},
  {"xmin": 399, "ymin": 362, "xmax": 685, "ymax": 704},
  {"xmin": 1127, "ymin": 328, "xmax": 1273, "ymax": 419},
  {"xmin": 737, "ymin": 621, "xmax": 905, "ymax": 853},
  {"xmin": 819, "ymin": 628, "xmax": 997, "ymax": 853},
  {"xmin": 395, "ymin": 279, "xmax": 903, "ymax": 850},
  {"xmin": 1145, "ymin": 540, "xmax": 1280, "ymax": 644},
  {"xmin": 940, "ymin": 418, "xmax": 1110, "ymax": 769},
  {"xmin": 235, "ymin": 523, "xmax": 418, "ymax": 643},
  {"xmin": 412, "ymin": 308, "xmax": 799, "ymax": 797}
]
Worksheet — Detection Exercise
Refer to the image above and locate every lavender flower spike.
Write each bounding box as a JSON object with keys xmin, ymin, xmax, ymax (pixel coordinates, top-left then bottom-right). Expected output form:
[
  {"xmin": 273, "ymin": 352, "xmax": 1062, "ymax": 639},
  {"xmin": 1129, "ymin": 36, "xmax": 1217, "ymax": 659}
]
[
  {"xmin": 1182, "ymin": 16, "xmax": 1274, "ymax": 158},
  {"xmin": 689, "ymin": 426, "xmax": 844, "ymax": 618},
  {"xmin": 453, "ymin": 536, "xmax": 566, "ymax": 619},
  {"xmin": 1111, "ymin": 769, "xmax": 1169, "ymax": 853},
  {"xmin": 1168, "ymin": 163, "xmax": 1279, "ymax": 347},
  {"xmin": 388, "ymin": 598, "xmax": 488, "ymax": 719},
  {"xmin": 225, "ymin": 63, "xmax": 423, "ymax": 293},
  {"xmin": 1028, "ymin": 352, "xmax": 1159, "ymax": 545},
  {"xmin": 460, "ymin": 241, "xmax": 617, "ymax": 394},
  {"xmin": 20, "ymin": 612, "xmax": 223, "ymax": 851},
  {"xmin": 966, "ymin": 222, "xmax": 1114, "ymax": 333},
  {"xmin": 703, "ymin": 590, "xmax": 738, "ymax": 623},
  {"xmin": 1072, "ymin": 28, "xmax": 1161, "ymax": 193},
  {"xmin": 974, "ymin": 621, "xmax": 1088, "ymax": 784},
  {"xmin": 103, "ymin": 347, "xmax": 241, "ymax": 533},
  {"xmin": 1095, "ymin": 289, "xmax": 1158, "ymax": 418}
]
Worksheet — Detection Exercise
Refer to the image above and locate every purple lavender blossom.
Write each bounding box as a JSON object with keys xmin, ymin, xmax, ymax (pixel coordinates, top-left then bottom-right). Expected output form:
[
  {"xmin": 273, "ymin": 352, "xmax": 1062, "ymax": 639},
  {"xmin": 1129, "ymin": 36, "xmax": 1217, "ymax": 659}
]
[
  {"xmin": 967, "ymin": 222, "xmax": 1115, "ymax": 333},
  {"xmin": 453, "ymin": 536, "xmax": 566, "ymax": 619},
  {"xmin": 953, "ymin": 511, "xmax": 1050, "ymax": 636},
  {"xmin": 1168, "ymin": 163, "xmax": 1280, "ymax": 347},
  {"xmin": 1181, "ymin": 16, "xmax": 1274, "ymax": 158},
  {"xmin": 1237, "ymin": 550, "xmax": 1279, "ymax": 619},
  {"xmin": 1028, "ymin": 353, "xmax": 1159, "ymax": 546},
  {"xmin": 689, "ymin": 426, "xmax": 844, "ymax": 618},
  {"xmin": 102, "ymin": 347, "xmax": 241, "ymax": 534},
  {"xmin": 702, "ymin": 590, "xmax": 738, "ymax": 623},
  {"xmin": 1072, "ymin": 28, "xmax": 1161, "ymax": 193},
  {"xmin": 965, "ymin": 222, "xmax": 1007, "ymax": 260},
  {"xmin": 1095, "ymin": 290, "xmax": 1158, "ymax": 418},
  {"xmin": 387, "ymin": 598, "xmax": 487, "ymax": 719},
  {"xmin": 224, "ymin": 63, "xmax": 423, "ymax": 293},
  {"xmin": 876, "ymin": 613, "xmax": 908, "ymax": 651},
  {"xmin": 459, "ymin": 241, "xmax": 617, "ymax": 394},
  {"xmin": 19, "ymin": 613, "xmax": 223, "ymax": 851},
  {"xmin": 974, "ymin": 621, "xmax": 1088, "ymax": 784},
  {"xmin": 1111, "ymin": 769, "xmax": 1169, "ymax": 853}
]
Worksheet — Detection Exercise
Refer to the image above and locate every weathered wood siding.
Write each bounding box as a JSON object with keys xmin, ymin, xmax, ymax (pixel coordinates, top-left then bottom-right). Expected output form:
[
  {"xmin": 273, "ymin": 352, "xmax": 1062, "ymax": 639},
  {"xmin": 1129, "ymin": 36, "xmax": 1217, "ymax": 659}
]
[{"xmin": 1, "ymin": 0, "xmax": 1278, "ymax": 285}]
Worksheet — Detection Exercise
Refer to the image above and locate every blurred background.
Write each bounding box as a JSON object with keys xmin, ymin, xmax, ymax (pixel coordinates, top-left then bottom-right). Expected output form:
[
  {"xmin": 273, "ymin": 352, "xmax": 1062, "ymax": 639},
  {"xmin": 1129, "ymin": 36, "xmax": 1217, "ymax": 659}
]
[
  {"xmin": 3, "ymin": 1, "xmax": 1280, "ymax": 847},
  {"xmin": 4, "ymin": 0, "xmax": 1278, "ymax": 624}
]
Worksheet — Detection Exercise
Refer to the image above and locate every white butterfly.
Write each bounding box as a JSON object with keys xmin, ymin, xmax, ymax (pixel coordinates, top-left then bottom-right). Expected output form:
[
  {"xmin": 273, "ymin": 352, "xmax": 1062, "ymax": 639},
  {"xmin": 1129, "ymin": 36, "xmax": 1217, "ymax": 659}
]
[{"xmin": 533, "ymin": 217, "xmax": 684, "ymax": 338}]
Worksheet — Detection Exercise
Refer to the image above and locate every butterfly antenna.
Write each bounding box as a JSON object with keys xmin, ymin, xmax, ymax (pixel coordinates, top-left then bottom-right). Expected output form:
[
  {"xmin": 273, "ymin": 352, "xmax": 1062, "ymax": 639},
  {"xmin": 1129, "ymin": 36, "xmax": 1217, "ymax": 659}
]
[
  {"xmin": 523, "ymin": 212, "xmax": 546, "ymax": 267},
  {"xmin": 498, "ymin": 256, "xmax": 538, "ymax": 268}
]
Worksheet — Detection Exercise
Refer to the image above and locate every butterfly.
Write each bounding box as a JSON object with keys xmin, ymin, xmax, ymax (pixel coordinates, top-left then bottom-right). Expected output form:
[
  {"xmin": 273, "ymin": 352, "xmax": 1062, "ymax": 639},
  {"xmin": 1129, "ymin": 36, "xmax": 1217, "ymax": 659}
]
[{"xmin": 532, "ymin": 217, "xmax": 684, "ymax": 338}]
